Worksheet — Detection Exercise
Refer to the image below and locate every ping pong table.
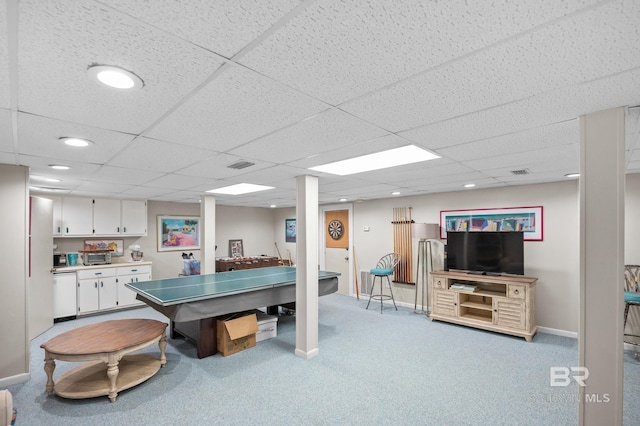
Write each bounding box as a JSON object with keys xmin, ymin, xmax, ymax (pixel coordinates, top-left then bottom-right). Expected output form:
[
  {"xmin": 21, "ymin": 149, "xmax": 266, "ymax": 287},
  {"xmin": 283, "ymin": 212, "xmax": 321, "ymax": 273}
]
[{"xmin": 125, "ymin": 266, "xmax": 340, "ymax": 358}]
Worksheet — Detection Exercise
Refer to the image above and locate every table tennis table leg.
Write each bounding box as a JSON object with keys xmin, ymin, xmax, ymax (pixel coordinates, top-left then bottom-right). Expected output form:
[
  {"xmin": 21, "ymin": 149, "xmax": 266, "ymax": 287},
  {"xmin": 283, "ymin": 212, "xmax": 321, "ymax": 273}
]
[{"xmin": 171, "ymin": 318, "xmax": 218, "ymax": 359}]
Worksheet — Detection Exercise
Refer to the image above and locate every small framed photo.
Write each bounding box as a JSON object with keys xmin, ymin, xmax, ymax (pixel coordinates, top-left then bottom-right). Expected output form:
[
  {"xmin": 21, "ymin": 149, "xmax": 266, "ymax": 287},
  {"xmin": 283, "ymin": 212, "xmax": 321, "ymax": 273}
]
[
  {"xmin": 157, "ymin": 215, "xmax": 201, "ymax": 252},
  {"xmin": 229, "ymin": 239, "xmax": 244, "ymax": 258},
  {"xmin": 285, "ymin": 218, "xmax": 296, "ymax": 243}
]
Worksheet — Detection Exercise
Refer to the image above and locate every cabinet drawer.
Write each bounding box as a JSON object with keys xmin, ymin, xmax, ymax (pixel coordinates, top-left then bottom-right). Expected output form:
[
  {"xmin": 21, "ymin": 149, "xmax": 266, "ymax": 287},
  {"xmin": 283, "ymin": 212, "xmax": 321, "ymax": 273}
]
[
  {"xmin": 433, "ymin": 278, "xmax": 446, "ymax": 290},
  {"xmin": 508, "ymin": 284, "xmax": 526, "ymax": 299},
  {"xmin": 77, "ymin": 268, "xmax": 116, "ymax": 280},
  {"xmin": 117, "ymin": 265, "xmax": 151, "ymax": 275}
]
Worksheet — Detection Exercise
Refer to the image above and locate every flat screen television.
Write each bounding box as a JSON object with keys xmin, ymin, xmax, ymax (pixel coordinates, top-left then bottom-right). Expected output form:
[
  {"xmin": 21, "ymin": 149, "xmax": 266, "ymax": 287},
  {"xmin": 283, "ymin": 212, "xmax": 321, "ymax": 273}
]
[{"xmin": 445, "ymin": 231, "xmax": 524, "ymax": 275}]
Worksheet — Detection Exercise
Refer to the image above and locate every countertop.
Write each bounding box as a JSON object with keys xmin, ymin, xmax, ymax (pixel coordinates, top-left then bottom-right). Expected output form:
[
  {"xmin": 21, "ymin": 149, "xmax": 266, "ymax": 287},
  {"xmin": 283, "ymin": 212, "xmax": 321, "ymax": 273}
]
[{"xmin": 51, "ymin": 261, "xmax": 152, "ymax": 274}]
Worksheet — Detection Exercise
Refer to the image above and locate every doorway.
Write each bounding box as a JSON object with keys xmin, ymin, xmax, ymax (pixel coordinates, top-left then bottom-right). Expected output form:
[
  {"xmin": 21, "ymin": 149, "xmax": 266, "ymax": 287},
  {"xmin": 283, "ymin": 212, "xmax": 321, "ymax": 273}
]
[{"xmin": 320, "ymin": 205, "xmax": 353, "ymax": 295}]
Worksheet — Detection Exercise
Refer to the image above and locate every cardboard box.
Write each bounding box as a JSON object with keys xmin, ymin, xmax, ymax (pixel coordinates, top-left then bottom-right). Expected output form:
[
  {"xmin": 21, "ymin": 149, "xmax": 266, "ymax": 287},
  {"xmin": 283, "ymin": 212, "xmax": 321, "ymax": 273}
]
[
  {"xmin": 216, "ymin": 312, "xmax": 258, "ymax": 356},
  {"xmin": 253, "ymin": 310, "xmax": 278, "ymax": 342}
]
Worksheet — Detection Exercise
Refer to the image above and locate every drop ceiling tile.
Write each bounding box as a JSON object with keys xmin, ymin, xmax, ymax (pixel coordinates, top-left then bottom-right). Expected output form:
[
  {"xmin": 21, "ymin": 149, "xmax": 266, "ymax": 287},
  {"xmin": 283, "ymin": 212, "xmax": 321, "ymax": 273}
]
[
  {"xmin": 16, "ymin": 113, "xmax": 136, "ymax": 163},
  {"xmin": 106, "ymin": 137, "xmax": 215, "ymax": 173},
  {"xmin": 438, "ymin": 121, "xmax": 578, "ymax": 163},
  {"xmin": 230, "ymin": 165, "xmax": 309, "ymax": 186},
  {"xmin": 342, "ymin": 1, "xmax": 640, "ymax": 132},
  {"xmin": 229, "ymin": 108, "xmax": 388, "ymax": 163},
  {"xmin": 0, "ymin": 109, "xmax": 13, "ymax": 152},
  {"xmin": 143, "ymin": 173, "xmax": 208, "ymax": 190},
  {"xmin": 146, "ymin": 65, "xmax": 328, "ymax": 152},
  {"xmin": 18, "ymin": 154, "xmax": 102, "ymax": 179},
  {"xmin": 74, "ymin": 180, "xmax": 136, "ymax": 194},
  {"xmin": 463, "ymin": 144, "xmax": 579, "ymax": 172},
  {"xmin": 175, "ymin": 152, "xmax": 275, "ymax": 180},
  {"xmin": 86, "ymin": 165, "xmax": 164, "ymax": 185},
  {"xmin": 18, "ymin": 0, "xmax": 225, "ymax": 134},
  {"xmin": 120, "ymin": 186, "xmax": 178, "ymax": 199},
  {"xmin": 0, "ymin": 1, "xmax": 9, "ymax": 110},
  {"xmin": 101, "ymin": 0, "xmax": 302, "ymax": 58},
  {"xmin": 239, "ymin": 0, "xmax": 601, "ymax": 105}
]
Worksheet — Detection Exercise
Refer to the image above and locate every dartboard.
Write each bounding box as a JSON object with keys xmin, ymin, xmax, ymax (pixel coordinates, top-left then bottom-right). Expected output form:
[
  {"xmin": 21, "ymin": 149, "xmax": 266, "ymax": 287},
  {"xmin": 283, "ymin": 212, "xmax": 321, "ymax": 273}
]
[{"xmin": 328, "ymin": 219, "xmax": 344, "ymax": 240}]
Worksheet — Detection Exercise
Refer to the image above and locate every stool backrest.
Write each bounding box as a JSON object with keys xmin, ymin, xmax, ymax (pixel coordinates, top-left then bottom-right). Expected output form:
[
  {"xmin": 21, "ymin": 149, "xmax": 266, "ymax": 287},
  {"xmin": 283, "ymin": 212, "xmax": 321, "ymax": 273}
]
[
  {"xmin": 377, "ymin": 253, "xmax": 400, "ymax": 270},
  {"xmin": 625, "ymin": 265, "xmax": 640, "ymax": 293}
]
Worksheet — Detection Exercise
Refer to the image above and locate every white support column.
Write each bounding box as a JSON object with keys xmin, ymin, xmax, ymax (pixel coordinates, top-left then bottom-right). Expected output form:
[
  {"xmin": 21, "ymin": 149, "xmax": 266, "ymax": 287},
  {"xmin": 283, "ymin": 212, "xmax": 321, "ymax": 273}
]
[
  {"xmin": 295, "ymin": 175, "xmax": 319, "ymax": 360},
  {"xmin": 579, "ymin": 107, "xmax": 624, "ymax": 425},
  {"xmin": 200, "ymin": 195, "xmax": 216, "ymax": 275}
]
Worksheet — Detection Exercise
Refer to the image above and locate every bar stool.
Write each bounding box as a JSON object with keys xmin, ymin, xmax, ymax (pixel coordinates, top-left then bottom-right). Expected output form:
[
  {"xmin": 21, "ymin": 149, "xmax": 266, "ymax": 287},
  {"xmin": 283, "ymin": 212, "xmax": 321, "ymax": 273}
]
[{"xmin": 366, "ymin": 253, "xmax": 400, "ymax": 313}]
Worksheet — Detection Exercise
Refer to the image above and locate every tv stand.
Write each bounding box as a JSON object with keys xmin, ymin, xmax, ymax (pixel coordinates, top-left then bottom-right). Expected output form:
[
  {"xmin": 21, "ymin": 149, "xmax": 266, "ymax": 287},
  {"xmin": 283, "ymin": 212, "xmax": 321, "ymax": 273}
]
[{"xmin": 430, "ymin": 271, "xmax": 537, "ymax": 342}]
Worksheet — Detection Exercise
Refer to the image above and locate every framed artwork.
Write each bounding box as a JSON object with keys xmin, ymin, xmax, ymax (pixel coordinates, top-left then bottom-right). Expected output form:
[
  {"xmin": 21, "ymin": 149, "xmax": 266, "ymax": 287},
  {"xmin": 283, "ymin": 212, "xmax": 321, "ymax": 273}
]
[
  {"xmin": 84, "ymin": 239, "xmax": 124, "ymax": 256},
  {"xmin": 440, "ymin": 206, "xmax": 543, "ymax": 241},
  {"xmin": 285, "ymin": 218, "xmax": 296, "ymax": 243},
  {"xmin": 157, "ymin": 215, "xmax": 200, "ymax": 252},
  {"xmin": 229, "ymin": 239, "xmax": 244, "ymax": 257}
]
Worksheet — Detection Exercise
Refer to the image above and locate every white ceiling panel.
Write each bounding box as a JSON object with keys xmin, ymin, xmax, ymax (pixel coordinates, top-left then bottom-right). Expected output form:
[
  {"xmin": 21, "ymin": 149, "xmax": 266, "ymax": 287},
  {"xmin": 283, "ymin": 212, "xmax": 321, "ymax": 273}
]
[
  {"xmin": 17, "ymin": 0, "xmax": 225, "ymax": 134},
  {"xmin": 3, "ymin": 1, "xmax": 639, "ymax": 206},
  {"xmin": 0, "ymin": 109, "xmax": 13, "ymax": 152},
  {"xmin": 101, "ymin": 0, "xmax": 302, "ymax": 59},
  {"xmin": 106, "ymin": 137, "xmax": 215, "ymax": 173},
  {"xmin": 239, "ymin": 0, "xmax": 602, "ymax": 105},
  {"xmin": 0, "ymin": 1, "xmax": 10, "ymax": 110},
  {"xmin": 16, "ymin": 113, "xmax": 136, "ymax": 163},
  {"xmin": 229, "ymin": 108, "xmax": 388, "ymax": 163},
  {"xmin": 146, "ymin": 65, "xmax": 328, "ymax": 152},
  {"xmin": 175, "ymin": 152, "xmax": 276, "ymax": 180}
]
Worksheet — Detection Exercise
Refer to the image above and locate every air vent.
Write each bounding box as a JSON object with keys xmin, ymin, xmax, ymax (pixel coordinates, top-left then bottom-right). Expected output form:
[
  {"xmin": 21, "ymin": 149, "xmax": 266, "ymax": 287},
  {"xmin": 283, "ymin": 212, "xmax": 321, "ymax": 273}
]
[
  {"xmin": 227, "ymin": 160, "xmax": 255, "ymax": 170},
  {"xmin": 510, "ymin": 169, "xmax": 531, "ymax": 175}
]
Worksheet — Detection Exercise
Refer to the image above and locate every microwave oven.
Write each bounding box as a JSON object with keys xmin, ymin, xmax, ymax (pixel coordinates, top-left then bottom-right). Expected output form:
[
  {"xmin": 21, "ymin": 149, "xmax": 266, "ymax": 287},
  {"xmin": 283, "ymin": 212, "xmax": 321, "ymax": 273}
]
[{"xmin": 81, "ymin": 251, "xmax": 112, "ymax": 266}]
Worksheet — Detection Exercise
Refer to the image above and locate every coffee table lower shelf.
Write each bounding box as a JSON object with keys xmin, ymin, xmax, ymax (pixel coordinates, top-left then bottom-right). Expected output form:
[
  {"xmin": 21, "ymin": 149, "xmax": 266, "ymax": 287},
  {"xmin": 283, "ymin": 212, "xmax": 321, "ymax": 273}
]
[{"xmin": 53, "ymin": 354, "xmax": 162, "ymax": 400}]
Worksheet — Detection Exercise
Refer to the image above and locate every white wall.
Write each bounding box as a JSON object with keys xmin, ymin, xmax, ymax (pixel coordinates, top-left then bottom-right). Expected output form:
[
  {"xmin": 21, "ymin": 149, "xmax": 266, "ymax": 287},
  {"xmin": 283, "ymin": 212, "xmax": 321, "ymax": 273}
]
[
  {"xmin": 353, "ymin": 179, "xmax": 582, "ymax": 334},
  {"xmin": 0, "ymin": 165, "xmax": 30, "ymax": 384}
]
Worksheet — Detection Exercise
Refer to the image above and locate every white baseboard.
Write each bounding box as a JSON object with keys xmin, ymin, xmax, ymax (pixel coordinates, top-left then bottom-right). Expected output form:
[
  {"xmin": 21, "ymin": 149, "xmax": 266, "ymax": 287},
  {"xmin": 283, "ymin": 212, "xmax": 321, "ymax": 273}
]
[{"xmin": 0, "ymin": 372, "xmax": 30, "ymax": 388}]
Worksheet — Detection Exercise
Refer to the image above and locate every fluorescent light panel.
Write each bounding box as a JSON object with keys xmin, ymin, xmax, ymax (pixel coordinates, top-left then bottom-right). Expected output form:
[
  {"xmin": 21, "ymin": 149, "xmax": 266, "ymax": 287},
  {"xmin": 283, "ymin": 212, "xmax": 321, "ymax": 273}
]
[
  {"xmin": 309, "ymin": 145, "xmax": 439, "ymax": 176},
  {"xmin": 206, "ymin": 183, "xmax": 274, "ymax": 195}
]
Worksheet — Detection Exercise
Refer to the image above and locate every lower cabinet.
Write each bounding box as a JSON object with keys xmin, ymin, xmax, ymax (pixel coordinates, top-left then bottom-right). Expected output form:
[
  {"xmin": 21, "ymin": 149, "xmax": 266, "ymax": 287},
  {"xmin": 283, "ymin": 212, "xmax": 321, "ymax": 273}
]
[
  {"xmin": 430, "ymin": 271, "xmax": 537, "ymax": 342},
  {"xmin": 77, "ymin": 268, "xmax": 118, "ymax": 315},
  {"xmin": 116, "ymin": 265, "xmax": 151, "ymax": 308},
  {"xmin": 76, "ymin": 263, "xmax": 152, "ymax": 316}
]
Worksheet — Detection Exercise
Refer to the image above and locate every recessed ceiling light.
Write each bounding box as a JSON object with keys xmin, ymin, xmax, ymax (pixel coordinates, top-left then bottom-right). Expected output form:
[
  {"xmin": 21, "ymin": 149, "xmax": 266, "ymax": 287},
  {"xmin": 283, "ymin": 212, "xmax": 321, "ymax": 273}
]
[
  {"xmin": 49, "ymin": 164, "xmax": 70, "ymax": 170},
  {"xmin": 309, "ymin": 145, "xmax": 440, "ymax": 176},
  {"xmin": 463, "ymin": 183, "xmax": 476, "ymax": 188},
  {"xmin": 391, "ymin": 191, "xmax": 401, "ymax": 195},
  {"xmin": 60, "ymin": 137, "xmax": 93, "ymax": 147},
  {"xmin": 565, "ymin": 173, "xmax": 580, "ymax": 178},
  {"xmin": 87, "ymin": 65, "xmax": 144, "ymax": 90},
  {"xmin": 339, "ymin": 198, "xmax": 348, "ymax": 202},
  {"xmin": 206, "ymin": 183, "xmax": 274, "ymax": 195},
  {"xmin": 270, "ymin": 204, "xmax": 277, "ymax": 208}
]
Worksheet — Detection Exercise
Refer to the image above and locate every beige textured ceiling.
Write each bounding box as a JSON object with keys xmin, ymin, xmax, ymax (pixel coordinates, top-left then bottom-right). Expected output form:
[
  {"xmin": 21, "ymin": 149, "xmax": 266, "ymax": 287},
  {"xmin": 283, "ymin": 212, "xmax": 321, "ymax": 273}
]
[{"xmin": 1, "ymin": 0, "xmax": 639, "ymax": 207}]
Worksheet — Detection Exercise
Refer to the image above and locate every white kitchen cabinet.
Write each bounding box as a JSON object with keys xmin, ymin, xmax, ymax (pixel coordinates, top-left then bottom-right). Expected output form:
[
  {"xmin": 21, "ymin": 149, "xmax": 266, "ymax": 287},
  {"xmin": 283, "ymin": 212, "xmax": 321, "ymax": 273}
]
[
  {"xmin": 116, "ymin": 264, "xmax": 151, "ymax": 307},
  {"xmin": 62, "ymin": 197, "xmax": 93, "ymax": 236},
  {"xmin": 77, "ymin": 268, "xmax": 118, "ymax": 315},
  {"xmin": 53, "ymin": 272, "xmax": 77, "ymax": 319},
  {"xmin": 93, "ymin": 198, "xmax": 122, "ymax": 235},
  {"xmin": 121, "ymin": 200, "xmax": 147, "ymax": 235}
]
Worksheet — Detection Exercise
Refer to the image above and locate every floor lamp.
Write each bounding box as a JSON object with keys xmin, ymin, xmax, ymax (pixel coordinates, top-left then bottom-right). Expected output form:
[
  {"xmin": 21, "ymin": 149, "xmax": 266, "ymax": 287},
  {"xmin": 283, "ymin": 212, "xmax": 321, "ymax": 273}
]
[{"xmin": 412, "ymin": 223, "xmax": 440, "ymax": 315}]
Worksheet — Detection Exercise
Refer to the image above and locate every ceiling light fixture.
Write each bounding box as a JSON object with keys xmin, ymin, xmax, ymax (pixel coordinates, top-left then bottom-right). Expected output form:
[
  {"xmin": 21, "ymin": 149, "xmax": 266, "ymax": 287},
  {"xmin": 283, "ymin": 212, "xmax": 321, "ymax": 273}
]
[
  {"xmin": 565, "ymin": 173, "xmax": 580, "ymax": 178},
  {"xmin": 87, "ymin": 65, "xmax": 144, "ymax": 90},
  {"xmin": 339, "ymin": 198, "xmax": 348, "ymax": 202},
  {"xmin": 391, "ymin": 191, "xmax": 401, "ymax": 195},
  {"xmin": 463, "ymin": 183, "xmax": 476, "ymax": 188},
  {"xmin": 60, "ymin": 137, "xmax": 93, "ymax": 147},
  {"xmin": 30, "ymin": 175, "xmax": 61, "ymax": 183},
  {"xmin": 270, "ymin": 204, "xmax": 277, "ymax": 208},
  {"xmin": 309, "ymin": 145, "xmax": 440, "ymax": 176},
  {"xmin": 206, "ymin": 183, "xmax": 274, "ymax": 195},
  {"xmin": 49, "ymin": 164, "xmax": 70, "ymax": 170}
]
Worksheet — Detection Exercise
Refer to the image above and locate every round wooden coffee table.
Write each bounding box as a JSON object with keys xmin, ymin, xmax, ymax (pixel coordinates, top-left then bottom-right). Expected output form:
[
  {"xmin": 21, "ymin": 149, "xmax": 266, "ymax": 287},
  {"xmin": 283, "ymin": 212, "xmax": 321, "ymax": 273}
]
[{"xmin": 41, "ymin": 319, "xmax": 167, "ymax": 402}]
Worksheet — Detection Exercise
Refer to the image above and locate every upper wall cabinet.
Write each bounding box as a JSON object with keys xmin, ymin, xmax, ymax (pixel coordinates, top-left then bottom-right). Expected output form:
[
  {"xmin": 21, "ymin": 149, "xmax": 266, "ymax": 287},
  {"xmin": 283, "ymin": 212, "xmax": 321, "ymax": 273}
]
[{"xmin": 49, "ymin": 197, "xmax": 147, "ymax": 237}]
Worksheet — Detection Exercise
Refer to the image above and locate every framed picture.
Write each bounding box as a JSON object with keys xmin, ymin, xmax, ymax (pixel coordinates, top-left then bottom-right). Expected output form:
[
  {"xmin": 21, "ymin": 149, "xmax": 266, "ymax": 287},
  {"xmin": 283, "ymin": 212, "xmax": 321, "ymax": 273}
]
[
  {"xmin": 285, "ymin": 218, "xmax": 296, "ymax": 243},
  {"xmin": 84, "ymin": 239, "xmax": 124, "ymax": 256},
  {"xmin": 440, "ymin": 206, "xmax": 543, "ymax": 241},
  {"xmin": 157, "ymin": 215, "xmax": 200, "ymax": 252},
  {"xmin": 229, "ymin": 239, "xmax": 244, "ymax": 258}
]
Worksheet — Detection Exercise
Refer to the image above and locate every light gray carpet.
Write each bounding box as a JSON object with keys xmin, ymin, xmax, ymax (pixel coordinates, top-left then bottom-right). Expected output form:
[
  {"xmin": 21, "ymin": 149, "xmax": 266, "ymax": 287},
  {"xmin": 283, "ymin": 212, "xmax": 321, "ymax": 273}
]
[{"xmin": 7, "ymin": 293, "xmax": 640, "ymax": 425}]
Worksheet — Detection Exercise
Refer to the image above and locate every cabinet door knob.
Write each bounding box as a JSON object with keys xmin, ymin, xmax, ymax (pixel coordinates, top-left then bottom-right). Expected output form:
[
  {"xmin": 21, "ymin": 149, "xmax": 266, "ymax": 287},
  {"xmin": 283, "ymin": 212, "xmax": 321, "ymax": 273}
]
[
  {"xmin": 124, "ymin": 227, "xmax": 127, "ymax": 233},
  {"xmin": 513, "ymin": 289, "xmax": 519, "ymax": 295},
  {"xmin": 94, "ymin": 282, "xmax": 97, "ymax": 288},
  {"xmin": 101, "ymin": 281, "xmax": 104, "ymax": 287}
]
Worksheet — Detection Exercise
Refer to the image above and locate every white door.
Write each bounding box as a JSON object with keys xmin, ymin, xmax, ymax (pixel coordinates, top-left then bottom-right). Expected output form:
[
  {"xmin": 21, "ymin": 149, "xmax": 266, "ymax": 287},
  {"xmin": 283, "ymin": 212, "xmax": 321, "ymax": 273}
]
[
  {"xmin": 29, "ymin": 196, "xmax": 54, "ymax": 339},
  {"xmin": 321, "ymin": 205, "xmax": 352, "ymax": 296}
]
